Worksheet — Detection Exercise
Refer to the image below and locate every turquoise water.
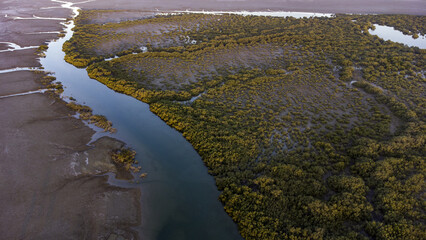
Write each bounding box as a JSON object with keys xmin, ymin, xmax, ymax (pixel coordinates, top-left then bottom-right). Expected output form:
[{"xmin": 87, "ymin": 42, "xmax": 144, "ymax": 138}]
[{"xmin": 40, "ymin": 18, "xmax": 242, "ymax": 240}]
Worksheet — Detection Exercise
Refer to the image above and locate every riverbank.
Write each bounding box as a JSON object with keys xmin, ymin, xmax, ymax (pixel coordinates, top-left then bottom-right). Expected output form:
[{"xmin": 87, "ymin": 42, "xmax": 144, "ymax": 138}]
[
  {"xmin": 2, "ymin": 0, "xmax": 425, "ymax": 239},
  {"xmin": 64, "ymin": 9, "xmax": 425, "ymax": 239},
  {"xmin": 0, "ymin": 1, "xmax": 140, "ymax": 239}
]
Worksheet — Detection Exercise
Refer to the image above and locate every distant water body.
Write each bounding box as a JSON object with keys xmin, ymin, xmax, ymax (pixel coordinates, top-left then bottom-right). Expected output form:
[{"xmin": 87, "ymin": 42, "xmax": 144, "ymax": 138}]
[
  {"xmin": 369, "ymin": 24, "xmax": 426, "ymax": 49},
  {"xmin": 162, "ymin": 10, "xmax": 333, "ymax": 18},
  {"xmin": 39, "ymin": 3, "xmax": 423, "ymax": 239}
]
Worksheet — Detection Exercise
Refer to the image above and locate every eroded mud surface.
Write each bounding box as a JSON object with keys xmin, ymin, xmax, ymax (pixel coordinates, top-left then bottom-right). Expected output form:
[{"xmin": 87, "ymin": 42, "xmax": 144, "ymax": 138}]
[{"xmin": 0, "ymin": 1, "xmax": 140, "ymax": 239}]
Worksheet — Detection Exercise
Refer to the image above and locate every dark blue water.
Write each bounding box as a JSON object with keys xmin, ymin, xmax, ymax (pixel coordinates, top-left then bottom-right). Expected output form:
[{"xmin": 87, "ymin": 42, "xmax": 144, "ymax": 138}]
[{"xmin": 40, "ymin": 18, "xmax": 242, "ymax": 240}]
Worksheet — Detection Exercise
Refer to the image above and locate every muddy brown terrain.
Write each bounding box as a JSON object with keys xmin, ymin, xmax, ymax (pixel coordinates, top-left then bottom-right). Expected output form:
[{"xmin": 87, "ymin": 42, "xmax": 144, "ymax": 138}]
[
  {"xmin": 79, "ymin": 0, "xmax": 426, "ymax": 15},
  {"xmin": 0, "ymin": 0, "xmax": 140, "ymax": 239}
]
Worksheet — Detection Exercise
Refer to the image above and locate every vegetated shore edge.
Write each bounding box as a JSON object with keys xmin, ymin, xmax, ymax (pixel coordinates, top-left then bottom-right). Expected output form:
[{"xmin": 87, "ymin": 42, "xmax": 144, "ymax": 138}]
[
  {"xmin": 0, "ymin": 0, "xmax": 140, "ymax": 239},
  {"xmin": 63, "ymin": 8, "xmax": 425, "ymax": 240},
  {"xmin": 1, "ymin": 0, "xmax": 424, "ymax": 239},
  {"xmin": 78, "ymin": 0, "xmax": 426, "ymax": 15}
]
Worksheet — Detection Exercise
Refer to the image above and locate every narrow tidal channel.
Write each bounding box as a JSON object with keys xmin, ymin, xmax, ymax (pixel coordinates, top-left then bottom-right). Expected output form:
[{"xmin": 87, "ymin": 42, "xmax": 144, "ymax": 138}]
[
  {"xmin": 40, "ymin": 2, "xmax": 242, "ymax": 239},
  {"xmin": 39, "ymin": 2, "xmax": 424, "ymax": 238}
]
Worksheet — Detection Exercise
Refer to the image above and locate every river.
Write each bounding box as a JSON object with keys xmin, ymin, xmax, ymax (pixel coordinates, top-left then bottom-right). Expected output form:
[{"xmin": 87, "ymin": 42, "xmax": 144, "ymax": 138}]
[
  {"xmin": 38, "ymin": 1, "xmax": 426, "ymax": 239},
  {"xmin": 40, "ymin": 1, "xmax": 242, "ymax": 240}
]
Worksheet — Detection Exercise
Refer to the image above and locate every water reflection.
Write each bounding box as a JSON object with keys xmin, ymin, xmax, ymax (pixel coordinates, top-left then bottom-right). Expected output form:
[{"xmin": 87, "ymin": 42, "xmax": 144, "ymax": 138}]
[
  {"xmin": 39, "ymin": 3, "xmax": 242, "ymax": 239},
  {"xmin": 369, "ymin": 24, "xmax": 425, "ymax": 49},
  {"xmin": 161, "ymin": 10, "xmax": 333, "ymax": 18}
]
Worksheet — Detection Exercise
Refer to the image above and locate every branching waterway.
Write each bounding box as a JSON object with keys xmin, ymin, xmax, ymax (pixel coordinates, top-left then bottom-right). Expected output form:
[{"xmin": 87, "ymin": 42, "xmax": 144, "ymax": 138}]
[
  {"xmin": 36, "ymin": 2, "xmax": 425, "ymax": 239},
  {"xmin": 40, "ymin": 1, "xmax": 242, "ymax": 239}
]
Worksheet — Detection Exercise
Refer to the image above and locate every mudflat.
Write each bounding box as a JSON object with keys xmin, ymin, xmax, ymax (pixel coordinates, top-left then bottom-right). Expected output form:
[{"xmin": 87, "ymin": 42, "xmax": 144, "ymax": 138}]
[
  {"xmin": 0, "ymin": 0, "xmax": 140, "ymax": 239},
  {"xmin": 79, "ymin": 0, "xmax": 426, "ymax": 15}
]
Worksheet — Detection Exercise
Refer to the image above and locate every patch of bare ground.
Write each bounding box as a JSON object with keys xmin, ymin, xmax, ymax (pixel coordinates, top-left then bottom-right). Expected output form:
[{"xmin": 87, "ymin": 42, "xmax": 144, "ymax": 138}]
[
  {"xmin": 78, "ymin": 10, "xmax": 157, "ymax": 25},
  {"xmin": 0, "ymin": 71, "xmax": 41, "ymax": 95},
  {"xmin": 77, "ymin": 13, "xmax": 220, "ymax": 57},
  {"xmin": 78, "ymin": 0, "xmax": 426, "ymax": 15},
  {"xmin": 0, "ymin": 0, "xmax": 140, "ymax": 239},
  {"xmin": 0, "ymin": 91, "xmax": 140, "ymax": 239},
  {"xmin": 0, "ymin": 18, "xmax": 64, "ymax": 46},
  {"xmin": 0, "ymin": 0, "xmax": 70, "ymax": 46},
  {"xmin": 114, "ymin": 44, "xmax": 284, "ymax": 90},
  {"xmin": 0, "ymin": 49, "xmax": 41, "ymax": 69}
]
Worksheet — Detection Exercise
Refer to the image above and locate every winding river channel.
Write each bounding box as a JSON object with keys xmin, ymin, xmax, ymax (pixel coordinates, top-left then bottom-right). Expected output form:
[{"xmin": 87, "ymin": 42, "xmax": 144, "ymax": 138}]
[
  {"xmin": 40, "ymin": 1, "xmax": 242, "ymax": 239},
  {"xmin": 35, "ymin": 1, "xmax": 425, "ymax": 239}
]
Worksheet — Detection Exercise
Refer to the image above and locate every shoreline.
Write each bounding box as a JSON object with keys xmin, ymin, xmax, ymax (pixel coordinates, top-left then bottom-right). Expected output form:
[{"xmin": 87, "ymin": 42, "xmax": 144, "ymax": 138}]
[
  {"xmin": 77, "ymin": 0, "xmax": 426, "ymax": 15},
  {"xmin": 1, "ymin": 0, "xmax": 424, "ymax": 239},
  {"xmin": 63, "ymin": 7, "xmax": 426, "ymax": 240},
  {"xmin": 0, "ymin": 0, "xmax": 141, "ymax": 239}
]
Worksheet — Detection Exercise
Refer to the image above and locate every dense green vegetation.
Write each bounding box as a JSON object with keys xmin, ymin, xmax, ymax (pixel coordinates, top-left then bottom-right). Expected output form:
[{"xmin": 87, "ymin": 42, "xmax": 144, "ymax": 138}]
[
  {"xmin": 66, "ymin": 102, "xmax": 116, "ymax": 132},
  {"xmin": 36, "ymin": 44, "xmax": 48, "ymax": 57},
  {"xmin": 65, "ymin": 11, "xmax": 425, "ymax": 239},
  {"xmin": 111, "ymin": 147, "xmax": 136, "ymax": 164}
]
